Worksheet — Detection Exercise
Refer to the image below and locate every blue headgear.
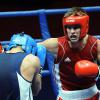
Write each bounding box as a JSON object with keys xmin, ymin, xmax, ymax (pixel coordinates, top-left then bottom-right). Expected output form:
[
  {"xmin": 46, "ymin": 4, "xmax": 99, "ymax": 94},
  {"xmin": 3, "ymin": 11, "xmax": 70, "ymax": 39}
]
[{"xmin": 8, "ymin": 32, "xmax": 37, "ymax": 53}]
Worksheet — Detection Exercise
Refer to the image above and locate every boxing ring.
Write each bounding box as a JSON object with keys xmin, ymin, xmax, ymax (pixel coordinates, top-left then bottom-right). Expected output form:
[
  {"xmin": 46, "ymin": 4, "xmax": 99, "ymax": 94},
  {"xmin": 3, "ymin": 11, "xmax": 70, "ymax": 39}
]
[{"xmin": 0, "ymin": 6, "xmax": 100, "ymax": 100}]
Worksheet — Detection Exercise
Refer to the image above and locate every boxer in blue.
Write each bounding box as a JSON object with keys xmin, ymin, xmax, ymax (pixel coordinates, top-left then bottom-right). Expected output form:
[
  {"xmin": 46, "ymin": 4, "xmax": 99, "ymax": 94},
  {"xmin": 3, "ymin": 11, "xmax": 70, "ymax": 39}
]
[{"xmin": 0, "ymin": 33, "xmax": 43, "ymax": 100}]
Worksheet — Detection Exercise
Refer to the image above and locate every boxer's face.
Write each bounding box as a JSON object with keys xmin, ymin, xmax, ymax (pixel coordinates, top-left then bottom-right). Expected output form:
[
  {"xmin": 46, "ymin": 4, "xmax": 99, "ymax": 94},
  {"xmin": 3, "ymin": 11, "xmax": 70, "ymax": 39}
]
[{"xmin": 66, "ymin": 24, "xmax": 81, "ymax": 43}]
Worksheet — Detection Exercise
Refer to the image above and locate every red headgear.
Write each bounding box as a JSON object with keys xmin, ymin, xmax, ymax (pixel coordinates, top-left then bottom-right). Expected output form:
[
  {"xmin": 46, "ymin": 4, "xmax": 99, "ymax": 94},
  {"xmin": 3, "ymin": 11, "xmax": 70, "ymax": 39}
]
[{"xmin": 62, "ymin": 15, "xmax": 89, "ymax": 39}]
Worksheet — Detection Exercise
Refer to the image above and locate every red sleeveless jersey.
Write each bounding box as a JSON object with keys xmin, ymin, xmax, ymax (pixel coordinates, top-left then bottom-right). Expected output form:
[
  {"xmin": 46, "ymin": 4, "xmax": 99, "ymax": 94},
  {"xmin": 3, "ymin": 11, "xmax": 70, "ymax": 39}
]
[{"xmin": 54, "ymin": 35, "xmax": 97, "ymax": 90}]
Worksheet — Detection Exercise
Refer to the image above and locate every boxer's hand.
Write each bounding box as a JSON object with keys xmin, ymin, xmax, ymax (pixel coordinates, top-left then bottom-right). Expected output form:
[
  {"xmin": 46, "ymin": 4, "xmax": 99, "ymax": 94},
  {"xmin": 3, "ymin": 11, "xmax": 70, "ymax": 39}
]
[{"xmin": 75, "ymin": 60, "xmax": 99, "ymax": 78}]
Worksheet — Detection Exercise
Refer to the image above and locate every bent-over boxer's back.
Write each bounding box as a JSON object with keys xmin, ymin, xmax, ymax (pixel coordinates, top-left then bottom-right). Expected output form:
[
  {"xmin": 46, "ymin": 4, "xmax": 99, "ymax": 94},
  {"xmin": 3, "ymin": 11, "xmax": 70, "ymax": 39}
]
[{"xmin": 0, "ymin": 52, "xmax": 33, "ymax": 100}]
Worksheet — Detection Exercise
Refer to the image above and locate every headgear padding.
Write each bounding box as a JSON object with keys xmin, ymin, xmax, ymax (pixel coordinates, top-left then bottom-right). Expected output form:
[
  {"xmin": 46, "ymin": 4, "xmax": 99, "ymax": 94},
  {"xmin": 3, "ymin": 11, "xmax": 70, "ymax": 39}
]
[
  {"xmin": 63, "ymin": 15, "xmax": 89, "ymax": 39},
  {"xmin": 8, "ymin": 33, "xmax": 37, "ymax": 53}
]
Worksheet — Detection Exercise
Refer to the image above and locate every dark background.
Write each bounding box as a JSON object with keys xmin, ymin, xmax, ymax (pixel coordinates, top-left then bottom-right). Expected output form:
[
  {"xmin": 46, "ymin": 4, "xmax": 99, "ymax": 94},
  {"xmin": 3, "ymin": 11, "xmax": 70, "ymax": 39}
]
[
  {"xmin": 0, "ymin": 0, "xmax": 100, "ymax": 41},
  {"xmin": 0, "ymin": 1, "xmax": 100, "ymax": 100}
]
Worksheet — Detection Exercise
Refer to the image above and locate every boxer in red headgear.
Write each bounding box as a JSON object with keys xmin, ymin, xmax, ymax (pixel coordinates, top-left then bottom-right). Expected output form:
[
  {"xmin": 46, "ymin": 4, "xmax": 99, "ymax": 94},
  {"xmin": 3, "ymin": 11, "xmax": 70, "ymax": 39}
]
[
  {"xmin": 63, "ymin": 14, "xmax": 89, "ymax": 40},
  {"xmin": 38, "ymin": 7, "xmax": 100, "ymax": 100}
]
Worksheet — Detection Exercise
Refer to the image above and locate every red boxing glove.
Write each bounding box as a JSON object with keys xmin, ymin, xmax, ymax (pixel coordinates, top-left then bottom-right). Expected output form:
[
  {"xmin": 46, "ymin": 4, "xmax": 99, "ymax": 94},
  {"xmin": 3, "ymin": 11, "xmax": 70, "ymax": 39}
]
[
  {"xmin": 75, "ymin": 60, "xmax": 99, "ymax": 78},
  {"xmin": 0, "ymin": 44, "xmax": 2, "ymax": 53}
]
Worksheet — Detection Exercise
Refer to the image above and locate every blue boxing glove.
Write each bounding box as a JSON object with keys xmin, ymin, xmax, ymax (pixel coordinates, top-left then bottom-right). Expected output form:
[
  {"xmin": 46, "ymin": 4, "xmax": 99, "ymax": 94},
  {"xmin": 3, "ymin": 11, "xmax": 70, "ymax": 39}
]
[
  {"xmin": 32, "ymin": 44, "xmax": 46, "ymax": 68},
  {"xmin": 37, "ymin": 44, "xmax": 46, "ymax": 68}
]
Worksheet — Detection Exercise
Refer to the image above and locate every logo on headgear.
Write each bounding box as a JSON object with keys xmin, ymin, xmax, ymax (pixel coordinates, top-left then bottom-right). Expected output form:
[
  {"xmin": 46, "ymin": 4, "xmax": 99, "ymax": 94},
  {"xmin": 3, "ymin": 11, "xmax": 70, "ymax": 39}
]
[{"xmin": 66, "ymin": 19, "xmax": 75, "ymax": 22}]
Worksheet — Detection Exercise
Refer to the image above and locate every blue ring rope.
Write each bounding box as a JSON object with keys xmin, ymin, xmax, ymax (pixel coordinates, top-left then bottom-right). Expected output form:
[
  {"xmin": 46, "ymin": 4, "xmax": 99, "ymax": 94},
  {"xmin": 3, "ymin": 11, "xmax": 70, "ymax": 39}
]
[{"xmin": 0, "ymin": 6, "xmax": 99, "ymax": 17}]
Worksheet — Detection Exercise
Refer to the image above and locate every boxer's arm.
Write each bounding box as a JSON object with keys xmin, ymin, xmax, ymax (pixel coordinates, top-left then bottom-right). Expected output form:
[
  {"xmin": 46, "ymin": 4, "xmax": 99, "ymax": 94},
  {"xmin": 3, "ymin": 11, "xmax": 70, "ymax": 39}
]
[
  {"xmin": 21, "ymin": 54, "xmax": 42, "ymax": 96},
  {"xmin": 32, "ymin": 73, "xmax": 42, "ymax": 96},
  {"xmin": 31, "ymin": 56, "xmax": 42, "ymax": 96},
  {"xmin": 38, "ymin": 38, "xmax": 58, "ymax": 55}
]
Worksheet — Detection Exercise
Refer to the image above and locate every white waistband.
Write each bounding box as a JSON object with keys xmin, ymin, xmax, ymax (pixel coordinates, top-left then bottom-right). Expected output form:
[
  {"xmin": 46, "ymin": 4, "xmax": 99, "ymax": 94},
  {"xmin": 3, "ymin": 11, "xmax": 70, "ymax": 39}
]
[{"xmin": 58, "ymin": 84, "xmax": 98, "ymax": 100}]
